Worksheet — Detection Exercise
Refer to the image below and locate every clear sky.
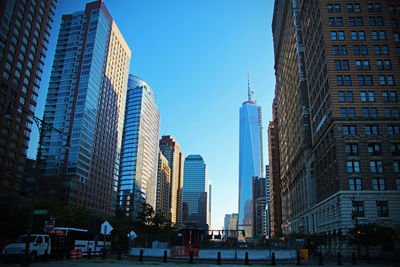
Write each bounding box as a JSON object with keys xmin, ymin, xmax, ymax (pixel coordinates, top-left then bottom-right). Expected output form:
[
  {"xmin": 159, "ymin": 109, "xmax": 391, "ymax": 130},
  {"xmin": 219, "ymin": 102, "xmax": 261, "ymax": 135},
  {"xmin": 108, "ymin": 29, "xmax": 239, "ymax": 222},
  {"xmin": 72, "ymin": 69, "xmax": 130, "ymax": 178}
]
[{"xmin": 28, "ymin": 0, "xmax": 276, "ymax": 230}]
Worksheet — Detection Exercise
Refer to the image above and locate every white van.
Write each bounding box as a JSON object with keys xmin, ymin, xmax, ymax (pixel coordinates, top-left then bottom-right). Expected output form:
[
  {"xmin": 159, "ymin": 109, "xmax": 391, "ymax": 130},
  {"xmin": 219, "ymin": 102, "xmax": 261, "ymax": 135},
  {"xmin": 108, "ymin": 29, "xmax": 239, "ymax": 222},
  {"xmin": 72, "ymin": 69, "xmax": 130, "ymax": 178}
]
[{"xmin": 2, "ymin": 234, "xmax": 51, "ymax": 262}]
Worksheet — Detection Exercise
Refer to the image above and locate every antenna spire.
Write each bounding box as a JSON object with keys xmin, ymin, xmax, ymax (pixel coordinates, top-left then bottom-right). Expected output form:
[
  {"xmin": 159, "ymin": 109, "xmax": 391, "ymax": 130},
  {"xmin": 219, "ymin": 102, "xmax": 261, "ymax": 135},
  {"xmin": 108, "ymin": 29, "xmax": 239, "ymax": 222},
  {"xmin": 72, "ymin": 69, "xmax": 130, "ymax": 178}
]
[{"xmin": 248, "ymin": 72, "xmax": 254, "ymax": 102}]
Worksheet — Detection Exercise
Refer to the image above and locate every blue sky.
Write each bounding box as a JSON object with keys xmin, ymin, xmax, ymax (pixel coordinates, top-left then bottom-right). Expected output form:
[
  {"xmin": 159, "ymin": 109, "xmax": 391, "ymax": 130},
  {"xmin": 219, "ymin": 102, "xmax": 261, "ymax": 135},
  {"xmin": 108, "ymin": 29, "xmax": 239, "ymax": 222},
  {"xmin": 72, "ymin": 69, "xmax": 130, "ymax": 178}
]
[{"xmin": 28, "ymin": 0, "xmax": 275, "ymax": 230}]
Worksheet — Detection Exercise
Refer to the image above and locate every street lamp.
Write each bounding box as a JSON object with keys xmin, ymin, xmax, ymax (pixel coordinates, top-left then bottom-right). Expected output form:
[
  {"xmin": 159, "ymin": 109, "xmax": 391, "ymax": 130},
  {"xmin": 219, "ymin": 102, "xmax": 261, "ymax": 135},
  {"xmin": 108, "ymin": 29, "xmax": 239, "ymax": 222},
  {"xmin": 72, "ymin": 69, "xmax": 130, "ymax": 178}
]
[{"xmin": 5, "ymin": 102, "xmax": 70, "ymax": 266}]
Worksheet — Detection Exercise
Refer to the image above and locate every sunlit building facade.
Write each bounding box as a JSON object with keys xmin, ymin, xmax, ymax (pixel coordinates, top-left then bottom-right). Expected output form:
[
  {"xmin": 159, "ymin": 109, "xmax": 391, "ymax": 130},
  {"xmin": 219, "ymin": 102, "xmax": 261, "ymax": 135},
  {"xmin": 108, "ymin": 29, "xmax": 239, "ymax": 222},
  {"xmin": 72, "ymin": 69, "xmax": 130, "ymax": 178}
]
[
  {"xmin": 238, "ymin": 80, "xmax": 263, "ymax": 238},
  {"xmin": 182, "ymin": 154, "xmax": 210, "ymax": 230},
  {"xmin": 156, "ymin": 151, "xmax": 171, "ymax": 219},
  {"xmin": 39, "ymin": 0, "xmax": 131, "ymax": 216},
  {"xmin": 0, "ymin": 0, "xmax": 57, "ymax": 202},
  {"xmin": 159, "ymin": 135, "xmax": 184, "ymax": 224},
  {"xmin": 118, "ymin": 75, "xmax": 160, "ymax": 219}
]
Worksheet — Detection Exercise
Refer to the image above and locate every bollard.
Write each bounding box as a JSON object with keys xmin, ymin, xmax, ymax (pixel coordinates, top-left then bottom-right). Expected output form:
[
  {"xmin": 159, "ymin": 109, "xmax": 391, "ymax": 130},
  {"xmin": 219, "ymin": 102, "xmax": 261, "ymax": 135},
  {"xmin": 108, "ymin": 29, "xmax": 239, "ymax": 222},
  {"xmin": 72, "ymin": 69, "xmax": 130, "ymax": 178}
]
[
  {"xmin": 163, "ymin": 250, "xmax": 168, "ymax": 263},
  {"xmin": 217, "ymin": 251, "xmax": 221, "ymax": 265},
  {"xmin": 139, "ymin": 249, "xmax": 143, "ymax": 262},
  {"xmin": 101, "ymin": 248, "xmax": 106, "ymax": 260},
  {"xmin": 352, "ymin": 252, "xmax": 357, "ymax": 265},
  {"xmin": 87, "ymin": 248, "xmax": 91, "ymax": 259},
  {"xmin": 319, "ymin": 253, "xmax": 324, "ymax": 265},
  {"xmin": 296, "ymin": 251, "xmax": 301, "ymax": 265},
  {"xmin": 271, "ymin": 252, "xmax": 276, "ymax": 265},
  {"xmin": 189, "ymin": 251, "xmax": 194, "ymax": 264},
  {"xmin": 244, "ymin": 252, "xmax": 249, "ymax": 265},
  {"xmin": 337, "ymin": 252, "xmax": 342, "ymax": 265}
]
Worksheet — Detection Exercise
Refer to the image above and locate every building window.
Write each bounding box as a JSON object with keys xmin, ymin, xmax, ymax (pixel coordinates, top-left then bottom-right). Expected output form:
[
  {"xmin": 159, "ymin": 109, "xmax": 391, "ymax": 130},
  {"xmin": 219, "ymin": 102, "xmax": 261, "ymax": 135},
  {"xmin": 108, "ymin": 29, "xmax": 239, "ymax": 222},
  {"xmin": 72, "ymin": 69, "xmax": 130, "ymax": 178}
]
[
  {"xmin": 347, "ymin": 161, "xmax": 360, "ymax": 173},
  {"xmin": 349, "ymin": 17, "xmax": 356, "ymax": 26},
  {"xmin": 368, "ymin": 144, "xmax": 381, "ymax": 155},
  {"xmin": 339, "ymin": 91, "xmax": 345, "ymax": 101},
  {"xmin": 392, "ymin": 19, "xmax": 398, "ymax": 28},
  {"xmin": 341, "ymin": 45, "xmax": 347, "ymax": 55},
  {"xmin": 344, "ymin": 125, "xmax": 356, "ymax": 135},
  {"xmin": 390, "ymin": 91, "xmax": 397, "ymax": 101},
  {"xmin": 372, "ymin": 31, "xmax": 378, "ymax": 40},
  {"xmin": 392, "ymin": 143, "xmax": 400, "ymax": 155},
  {"xmin": 377, "ymin": 201, "xmax": 389, "ymax": 217},
  {"xmin": 345, "ymin": 143, "xmax": 358, "ymax": 155},
  {"xmin": 334, "ymin": 4, "xmax": 341, "ymax": 12},
  {"xmin": 347, "ymin": 91, "xmax": 353, "ymax": 101},
  {"xmin": 360, "ymin": 91, "xmax": 367, "ymax": 102},
  {"xmin": 363, "ymin": 108, "xmax": 369, "ymax": 118},
  {"xmin": 372, "ymin": 178, "xmax": 385, "ymax": 190},
  {"xmin": 352, "ymin": 201, "xmax": 364, "ymax": 217},
  {"xmin": 370, "ymin": 161, "xmax": 383, "ymax": 173},
  {"xmin": 394, "ymin": 33, "xmax": 400, "ymax": 42},
  {"xmin": 349, "ymin": 178, "xmax": 362, "ymax": 190},
  {"xmin": 333, "ymin": 45, "xmax": 340, "ymax": 55},
  {"xmin": 337, "ymin": 76, "xmax": 343, "ymax": 85},
  {"xmin": 388, "ymin": 125, "xmax": 400, "ymax": 135},
  {"xmin": 379, "ymin": 31, "xmax": 386, "ymax": 40},
  {"xmin": 345, "ymin": 75, "xmax": 351, "ymax": 85},
  {"xmin": 331, "ymin": 31, "xmax": 337, "ymax": 40},
  {"xmin": 368, "ymin": 91, "xmax": 375, "ymax": 101},
  {"xmin": 396, "ymin": 179, "xmax": 400, "ymax": 190},
  {"xmin": 371, "ymin": 107, "xmax": 377, "ymax": 117},
  {"xmin": 393, "ymin": 161, "xmax": 399, "ymax": 173},
  {"xmin": 358, "ymin": 76, "xmax": 365, "ymax": 85},
  {"xmin": 384, "ymin": 60, "xmax": 391, "ymax": 70},
  {"xmin": 393, "ymin": 108, "xmax": 399, "ymax": 118},
  {"xmin": 335, "ymin": 60, "xmax": 341, "ymax": 70},
  {"xmin": 365, "ymin": 125, "xmax": 378, "ymax": 135}
]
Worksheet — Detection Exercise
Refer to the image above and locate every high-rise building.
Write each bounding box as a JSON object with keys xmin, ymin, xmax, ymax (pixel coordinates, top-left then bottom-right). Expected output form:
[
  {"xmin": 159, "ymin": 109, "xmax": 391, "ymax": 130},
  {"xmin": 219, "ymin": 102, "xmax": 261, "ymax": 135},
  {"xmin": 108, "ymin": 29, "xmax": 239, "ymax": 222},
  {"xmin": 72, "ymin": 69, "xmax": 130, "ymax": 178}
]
[
  {"xmin": 38, "ymin": 0, "xmax": 131, "ymax": 216},
  {"xmin": 156, "ymin": 151, "xmax": 171, "ymax": 219},
  {"xmin": 238, "ymin": 76, "xmax": 263, "ymax": 238},
  {"xmin": 252, "ymin": 176, "xmax": 267, "ymax": 238},
  {"xmin": 224, "ymin": 213, "xmax": 238, "ymax": 239},
  {"xmin": 118, "ymin": 75, "xmax": 160, "ymax": 219},
  {"xmin": 268, "ymin": 99, "xmax": 282, "ymax": 237},
  {"xmin": 273, "ymin": 0, "xmax": 400, "ymax": 247},
  {"xmin": 159, "ymin": 135, "xmax": 184, "ymax": 224},
  {"xmin": 0, "ymin": 0, "xmax": 57, "ymax": 202},
  {"xmin": 182, "ymin": 154, "xmax": 209, "ymax": 230},
  {"xmin": 272, "ymin": 0, "xmax": 314, "ymax": 235}
]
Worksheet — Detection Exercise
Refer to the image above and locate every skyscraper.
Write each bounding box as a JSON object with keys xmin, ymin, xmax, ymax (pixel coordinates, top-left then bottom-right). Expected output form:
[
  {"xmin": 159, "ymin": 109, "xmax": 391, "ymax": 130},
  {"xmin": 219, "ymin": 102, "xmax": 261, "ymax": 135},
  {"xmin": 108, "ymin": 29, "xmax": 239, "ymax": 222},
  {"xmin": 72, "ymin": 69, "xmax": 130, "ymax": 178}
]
[
  {"xmin": 159, "ymin": 135, "xmax": 184, "ymax": 224},
  {"xmin": 156, "ymin": 151, "xmax": 171, "ymax": 220},
  {"xmin": 182, "ymin": 154, "xmax": 209, "ymax": 230},
  {"xmin": 39, "ymin": 0, "xmax": 131, "ymax": 216},
  {"xmin": 268, "ymin": 100, "xmax": 282, "ymax": 237},
  {"xmin": 273, "ymin": 0, "xmax": 400, "ymax": 248},
  {"xmin": 238, "ymin": 75, "xmax": 263, "ymax": 238},
  {"xmin": 252, "ymin": 176, "xmax": 267, "ymax": 238},
  {"xmin": 118, "ymin": 75, "xmax": 160, "ymax": 219},
  {"xmin": 0, "ymin": 0, "xmax": 57, "ymax": 202}
]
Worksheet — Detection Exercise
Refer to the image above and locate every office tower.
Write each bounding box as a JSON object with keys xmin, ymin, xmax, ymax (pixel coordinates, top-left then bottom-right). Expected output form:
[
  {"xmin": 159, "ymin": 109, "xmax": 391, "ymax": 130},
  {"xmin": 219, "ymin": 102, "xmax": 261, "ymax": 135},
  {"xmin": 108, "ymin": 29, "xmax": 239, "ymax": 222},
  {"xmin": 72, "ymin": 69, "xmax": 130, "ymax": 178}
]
[
  {"xmin": 0, "ymin": 0, "xmax": 57, "ymax": 202},
  {"xmin": 224, "ymin": 214, "xmax": 232, "ymax": 239},
  {"xmin": 182, "ymin": 155, "xmax": 209, "ymax": 230},
  {"xmin": 159, "ymin": 135, "xmax": 184, "ymax": 224},
  {"xmin": 118, "ymin": 75, "xmax": 160, "ymax": 219},
  {"xmin": 273, "ymin": 0, "xmax": 400, "ymax": 244},
  {"xmin": 272, "ymin": 0, "xmax": 314, "ymax": 235},
  {"xmin": 252, "ymin": 176, "xmax": 267, "ymax": 238},
  {"xmin": 238, "ymin": 76, "xmax": 263, "ymax": 238},
  {"xmin": 39, "ymin": 0, "xmax": 131, "ymax": 216},
  {"xmin": 156, "ymin": 151, "xmax": 171, "ymax": 219},
  {"xmin": 268, "ymin": 99, "xmax": 282, "ymax": 237},
  {"xmin": 208, "ymin": 182, "xmax": 212, "ymax": 227}
]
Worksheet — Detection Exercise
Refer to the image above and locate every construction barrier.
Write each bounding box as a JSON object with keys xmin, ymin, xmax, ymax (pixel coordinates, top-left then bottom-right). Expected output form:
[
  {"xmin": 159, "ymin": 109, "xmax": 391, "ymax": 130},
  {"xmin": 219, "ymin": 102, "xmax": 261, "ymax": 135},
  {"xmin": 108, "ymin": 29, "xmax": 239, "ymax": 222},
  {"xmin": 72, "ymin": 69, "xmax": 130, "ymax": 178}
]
[
  {"xmin": 71, "ymin": 249, "xmax": 82, "ymax": 260},
  {"xmin": 300, "ymin": 249, "xmax": 309, "ymax": 260}
]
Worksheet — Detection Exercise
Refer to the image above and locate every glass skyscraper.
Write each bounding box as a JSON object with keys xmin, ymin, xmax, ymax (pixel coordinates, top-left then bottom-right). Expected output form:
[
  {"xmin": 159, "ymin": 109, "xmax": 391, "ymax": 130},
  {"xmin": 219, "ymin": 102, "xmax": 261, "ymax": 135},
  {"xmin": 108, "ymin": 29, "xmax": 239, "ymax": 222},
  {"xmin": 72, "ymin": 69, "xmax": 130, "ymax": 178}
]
[
  {"xmin": 238, "ymin": 78, "xmax": 263, "ymax": 238},
  {"xmin": 182, "ymin": 154, "xmax": 210, "ymax": 230},
  {"xmin": 39, "ymin": 0, "xmax": 131, "ymax": 216},
  {"xmin": 118, "ymin": 75, "xmax": 160, "ymax": 219}
]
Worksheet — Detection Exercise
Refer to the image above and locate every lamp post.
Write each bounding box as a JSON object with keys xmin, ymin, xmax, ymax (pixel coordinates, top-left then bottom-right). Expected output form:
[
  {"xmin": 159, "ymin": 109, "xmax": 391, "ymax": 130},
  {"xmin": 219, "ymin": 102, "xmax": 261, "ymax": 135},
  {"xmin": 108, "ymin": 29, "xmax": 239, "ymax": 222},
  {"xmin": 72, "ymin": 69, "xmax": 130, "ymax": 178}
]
[{"xmin": 5, "ymin": 102, "xmax": 70, "ymax": 266}]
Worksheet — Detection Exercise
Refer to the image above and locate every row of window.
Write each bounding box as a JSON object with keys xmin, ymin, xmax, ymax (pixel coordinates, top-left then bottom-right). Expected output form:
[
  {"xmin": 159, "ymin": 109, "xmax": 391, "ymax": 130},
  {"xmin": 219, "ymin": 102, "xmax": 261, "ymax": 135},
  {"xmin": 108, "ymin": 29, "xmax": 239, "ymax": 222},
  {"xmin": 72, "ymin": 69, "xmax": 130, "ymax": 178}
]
[
  {"xmin": 345, "ymin": 143, "xmax": 400, "ymax": 157},
  {"xmin": 333, "ymin": 45, "xmax": 389, "ymax": 55},
  {"xmin": 337, "ymin": 75, "xmax": 394, "ymax": 86},
  {"xmin": 331, "ymin": 30, "xmax": 387, "ymax": 41},
  {"xmin": 347, "ymin": 159, "xmax": 399, "ymax": 174},
  {"xmin": 335, "ymin": 59, "xmax": 391, "ymax": 70},
  {"xmin": 343, "ymin": 125, "xmax": 400, "ymax": 135},
  {"xmin": 329, "ymin": 16, "xmax": 385, "ymax": 27},
  {"xmin": 327, "ymin": 3, "xmax": 382, "ymax": 13},
  {"xmin": 339, "ymin": 91, "xmax": 397, "ymax": 102},
  {"xmin": 340, "ymin": 107, "xmax": 399, "ymax": 119},
  {"xmin": 352, "ymin": 200, "xmax": 389, "ymax": 218}
]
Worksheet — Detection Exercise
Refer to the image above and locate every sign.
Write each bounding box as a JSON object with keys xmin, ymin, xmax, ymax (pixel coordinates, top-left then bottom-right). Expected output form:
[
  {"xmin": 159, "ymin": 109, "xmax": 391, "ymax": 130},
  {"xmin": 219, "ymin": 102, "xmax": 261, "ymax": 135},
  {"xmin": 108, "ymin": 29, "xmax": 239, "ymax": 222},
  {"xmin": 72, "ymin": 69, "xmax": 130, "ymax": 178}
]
[
  {"xmin": 100, "ymin": 221, "xmax": 113, "ymax": 235},
  {"xmin": 128, "ymin": 230, "xmax": 137, "ymax": 240},
  {"xmin": 34, "ymin": 209, "xmax": 48, "ymax": 215},
  {"xmin": 44, "ymin": 220, "xmax": 55, "ymax": 232}
]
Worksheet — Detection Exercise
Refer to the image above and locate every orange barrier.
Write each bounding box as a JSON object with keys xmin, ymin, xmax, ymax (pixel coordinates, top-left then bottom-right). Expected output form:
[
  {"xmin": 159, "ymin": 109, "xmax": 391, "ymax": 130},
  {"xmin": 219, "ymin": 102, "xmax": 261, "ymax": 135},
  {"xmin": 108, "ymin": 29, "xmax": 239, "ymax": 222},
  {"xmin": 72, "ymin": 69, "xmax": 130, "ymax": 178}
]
[{"xmin": 70, "ymin": 249, "xmax": 82, "ymax": 260}]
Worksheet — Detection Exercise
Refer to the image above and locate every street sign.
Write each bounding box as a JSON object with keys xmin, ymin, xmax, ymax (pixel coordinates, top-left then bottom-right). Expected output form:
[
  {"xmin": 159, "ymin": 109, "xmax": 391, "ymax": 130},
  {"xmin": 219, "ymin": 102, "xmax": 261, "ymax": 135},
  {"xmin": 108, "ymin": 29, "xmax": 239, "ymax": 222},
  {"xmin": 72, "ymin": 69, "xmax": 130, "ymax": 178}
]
[
  {"xmin": 34, "ymin": 209, "xmax": 48, "ymax": 215},
  {"xmin": 44, "ymin": 220, "xmax": 55, "ymax": 232},
  {"xmin": 100, "ymin": 221, "xmax": 113, "ymax": 235},
  {"xmin": 128, "ymin": 230, "xmax": 137, "ymax": 240}
]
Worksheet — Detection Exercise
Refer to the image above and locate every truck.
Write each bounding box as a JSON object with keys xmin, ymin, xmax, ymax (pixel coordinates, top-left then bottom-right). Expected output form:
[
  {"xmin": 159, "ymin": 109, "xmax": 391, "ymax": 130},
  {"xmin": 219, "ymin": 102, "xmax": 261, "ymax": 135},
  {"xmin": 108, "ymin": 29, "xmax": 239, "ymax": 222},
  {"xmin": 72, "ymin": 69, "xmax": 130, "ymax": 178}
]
[{"xmin": 1, "ymin": 234, "xmax": 50, "ymax": 262}]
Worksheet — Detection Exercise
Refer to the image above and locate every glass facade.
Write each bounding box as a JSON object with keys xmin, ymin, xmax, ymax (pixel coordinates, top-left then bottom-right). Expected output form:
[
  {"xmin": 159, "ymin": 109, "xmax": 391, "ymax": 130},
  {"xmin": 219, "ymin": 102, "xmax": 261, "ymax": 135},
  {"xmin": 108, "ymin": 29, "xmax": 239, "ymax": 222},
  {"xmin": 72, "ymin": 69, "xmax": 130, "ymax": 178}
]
[
  {"xmin": 238, "ymin": 93, "xmax": 263, "ymax": 238},
  {"xmin": 118, "ymin": 75, "xmax": 160, "ymax": 219},
  {"xmin": 39, "ymin": 1, "xmax": 131, "ymax": 216},
  {"xmin": 182, "ymin": 154, "xmax": 209, "ymax": 230}
]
